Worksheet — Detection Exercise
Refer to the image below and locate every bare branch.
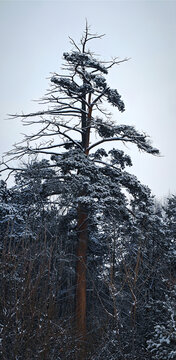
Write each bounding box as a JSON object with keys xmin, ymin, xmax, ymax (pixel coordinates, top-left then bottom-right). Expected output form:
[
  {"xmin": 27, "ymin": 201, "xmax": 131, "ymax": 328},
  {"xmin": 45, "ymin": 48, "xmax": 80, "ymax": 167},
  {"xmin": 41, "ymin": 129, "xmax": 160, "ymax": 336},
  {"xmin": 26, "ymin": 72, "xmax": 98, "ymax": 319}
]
[
  {"xmin": 103, "ymin": 57, "xmax": 130, "ymax": 70},
  {"xmin": 91, "ymin": 87, "xmax": 109, "ymax": 106},
  {"xmin": 69, "ymin": 36, "xmax": 81, "ymax": 52},
  {"xmin": 87, "ymin": 137, "xmax": 132, "ymax": 152}
]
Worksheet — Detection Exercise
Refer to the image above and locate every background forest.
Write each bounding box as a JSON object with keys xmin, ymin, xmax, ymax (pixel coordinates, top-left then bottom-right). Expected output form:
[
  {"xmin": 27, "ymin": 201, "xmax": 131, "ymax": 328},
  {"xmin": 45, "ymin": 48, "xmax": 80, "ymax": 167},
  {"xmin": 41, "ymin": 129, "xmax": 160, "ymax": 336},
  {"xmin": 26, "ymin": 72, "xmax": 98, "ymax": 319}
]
[{"xmin": 0, "ymin": 25, "xmax": 176, "ymax": 360}]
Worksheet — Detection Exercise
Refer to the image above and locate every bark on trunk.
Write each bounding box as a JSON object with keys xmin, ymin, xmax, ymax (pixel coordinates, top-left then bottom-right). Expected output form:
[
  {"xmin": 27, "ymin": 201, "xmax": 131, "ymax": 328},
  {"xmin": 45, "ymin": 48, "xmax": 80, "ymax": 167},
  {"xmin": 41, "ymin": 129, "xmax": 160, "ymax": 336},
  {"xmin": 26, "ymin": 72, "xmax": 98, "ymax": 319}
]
[
  {"xmin": 76, "ymin": 203, "xmax": 88, "ymax": 358},
  {"xmin": 75, "ymin": 91, "xmax": 92, "ymax": 358}
]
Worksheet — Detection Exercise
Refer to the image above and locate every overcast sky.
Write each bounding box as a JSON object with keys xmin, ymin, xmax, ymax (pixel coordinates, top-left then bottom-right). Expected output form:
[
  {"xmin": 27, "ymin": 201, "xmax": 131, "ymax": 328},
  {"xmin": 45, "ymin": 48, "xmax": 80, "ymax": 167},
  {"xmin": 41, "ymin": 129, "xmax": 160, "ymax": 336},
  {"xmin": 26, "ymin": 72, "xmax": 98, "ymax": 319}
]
[{"xmin": 0, "ymin": 0, "xmax": 176, "ymax": 199}]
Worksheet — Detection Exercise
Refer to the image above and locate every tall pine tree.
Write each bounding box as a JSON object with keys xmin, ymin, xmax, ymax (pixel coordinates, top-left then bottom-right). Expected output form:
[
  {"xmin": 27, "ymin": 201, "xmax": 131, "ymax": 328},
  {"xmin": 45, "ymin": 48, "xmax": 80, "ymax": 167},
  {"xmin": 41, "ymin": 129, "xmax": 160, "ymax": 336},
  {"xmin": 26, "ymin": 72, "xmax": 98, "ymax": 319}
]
[{"xmin": 1, "ymin": 24, "xmax": 159, "ymax": 359}]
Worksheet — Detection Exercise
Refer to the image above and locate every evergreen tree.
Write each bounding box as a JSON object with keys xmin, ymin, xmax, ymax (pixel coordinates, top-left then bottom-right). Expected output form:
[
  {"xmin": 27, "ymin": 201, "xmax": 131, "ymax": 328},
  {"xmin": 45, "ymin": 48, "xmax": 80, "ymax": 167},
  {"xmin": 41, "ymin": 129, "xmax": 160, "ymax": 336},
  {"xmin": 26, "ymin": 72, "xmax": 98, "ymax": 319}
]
[
  {"xmin": 1, "ymin": 25, "xmax": 159, "ymax": 359},
  {"xmin": 146, "ymin": 196, "xmax": 176, "ymax": 360}
]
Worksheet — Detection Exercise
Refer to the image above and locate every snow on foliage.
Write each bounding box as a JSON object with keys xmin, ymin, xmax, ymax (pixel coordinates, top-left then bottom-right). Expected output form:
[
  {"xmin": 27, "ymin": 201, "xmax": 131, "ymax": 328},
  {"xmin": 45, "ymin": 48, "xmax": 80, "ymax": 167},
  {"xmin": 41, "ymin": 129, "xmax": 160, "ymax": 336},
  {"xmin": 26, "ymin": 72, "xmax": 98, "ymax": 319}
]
[
  {"xmin": 63, "ymin": 51, "xmax": 108, "ymax": 74},
  {"xmin": 147, "ymin": 290, "xmax": 176, "ymax": 359},
  {"xmin": 0, "ymin": 26, "xmax": 163, "ymax": 360}
]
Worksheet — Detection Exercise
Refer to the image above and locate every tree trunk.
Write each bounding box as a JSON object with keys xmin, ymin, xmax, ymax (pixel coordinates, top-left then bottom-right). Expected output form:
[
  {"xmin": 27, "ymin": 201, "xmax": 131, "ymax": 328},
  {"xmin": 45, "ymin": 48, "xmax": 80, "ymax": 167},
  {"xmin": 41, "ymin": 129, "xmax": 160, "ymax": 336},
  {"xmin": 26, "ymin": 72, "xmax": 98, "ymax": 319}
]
[
  {"xmin": 75, "ymin": 92, "xmax": 92, "ymax": 358},
  {"xmin": 76, "ymin": 202, "xmax": 88, "ymax": 358}
]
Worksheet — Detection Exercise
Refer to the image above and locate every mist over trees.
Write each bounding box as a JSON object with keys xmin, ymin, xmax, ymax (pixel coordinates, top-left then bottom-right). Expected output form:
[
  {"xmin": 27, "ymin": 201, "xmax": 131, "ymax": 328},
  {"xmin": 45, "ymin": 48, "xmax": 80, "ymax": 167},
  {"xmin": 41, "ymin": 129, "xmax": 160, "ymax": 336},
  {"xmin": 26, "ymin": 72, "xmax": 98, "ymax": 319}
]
[{"xmin": 0, "ymin": 25, "xmax": 176, "ymax": 360}]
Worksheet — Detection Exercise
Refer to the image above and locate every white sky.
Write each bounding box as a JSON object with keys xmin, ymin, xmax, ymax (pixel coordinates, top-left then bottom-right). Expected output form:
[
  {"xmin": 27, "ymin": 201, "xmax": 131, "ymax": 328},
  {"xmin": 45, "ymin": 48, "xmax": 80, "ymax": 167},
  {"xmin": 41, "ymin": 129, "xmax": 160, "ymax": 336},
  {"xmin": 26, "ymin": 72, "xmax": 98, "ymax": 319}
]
[{"xmin": 0, "ymin": 0, "xmax": 176, "ymax": 199}]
